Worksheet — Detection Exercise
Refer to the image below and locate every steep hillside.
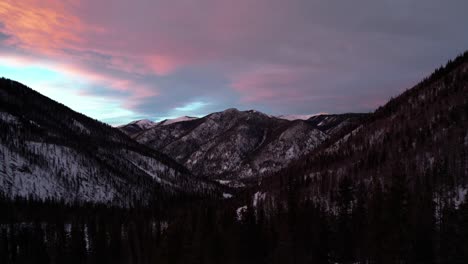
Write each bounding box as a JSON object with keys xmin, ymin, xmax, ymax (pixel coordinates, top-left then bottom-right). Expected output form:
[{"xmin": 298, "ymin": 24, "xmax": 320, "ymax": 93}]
[
  {"xmin": 307, "ymin": 113, "xmax": 369, "ymax": 135},
  {"xmin": 0, "ymin": 78, "xmax": 218, "ymax": 205},
  {"xmin": 256, "ymin": 51, "xmax": 468, "ymax": 209}
]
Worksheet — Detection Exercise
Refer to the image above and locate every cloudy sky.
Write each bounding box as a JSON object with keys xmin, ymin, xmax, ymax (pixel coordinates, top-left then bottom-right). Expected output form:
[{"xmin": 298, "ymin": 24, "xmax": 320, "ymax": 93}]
[{"xmin": 1, "ymin": 0, "xmax": 467, "ymax": 125}]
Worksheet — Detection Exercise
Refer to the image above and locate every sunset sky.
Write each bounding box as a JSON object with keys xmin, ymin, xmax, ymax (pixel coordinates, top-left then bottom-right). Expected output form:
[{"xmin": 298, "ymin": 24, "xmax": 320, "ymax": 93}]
[{"xmin": 1, "ymin": 0, "xmax": 468, "ymax": 125}]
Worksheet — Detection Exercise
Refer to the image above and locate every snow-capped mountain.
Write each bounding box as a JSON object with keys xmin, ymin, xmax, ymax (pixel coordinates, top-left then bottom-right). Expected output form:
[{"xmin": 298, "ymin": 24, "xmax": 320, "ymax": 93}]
[
  {"xmin": 0, "ymin": 78, "xmax": 219, "ymax": 205},
  {"xmin": 276, "ymin": 113, "xmax": 327, "ymax": 121},
  {"xmin": 131, "ymin": 108, "xmax": 364, "ymax": 181},
  {"xmin": 130, "ymin": 119, "xmax": 156, "ymax": 129},
  {"xmin": 119, "ymin": 116, "xmax": 199, "ymax": 137},
  {"xmin": 117, "ymin": 119, "xmax": 156, "ymax": 136},
  {"xmin": 156, "ymin": 116, "xmax": 199, "ymax": 127}
]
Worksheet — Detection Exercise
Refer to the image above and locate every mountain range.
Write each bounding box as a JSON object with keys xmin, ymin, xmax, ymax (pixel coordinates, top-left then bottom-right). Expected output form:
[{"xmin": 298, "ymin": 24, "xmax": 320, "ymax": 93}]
[
  {"xmin": 120, "ymin": 110, "xmax": 366, "ymax": 184},
  {"xmin": 0, "ymin": 51, "xmax": 467, "ymax": 209}
]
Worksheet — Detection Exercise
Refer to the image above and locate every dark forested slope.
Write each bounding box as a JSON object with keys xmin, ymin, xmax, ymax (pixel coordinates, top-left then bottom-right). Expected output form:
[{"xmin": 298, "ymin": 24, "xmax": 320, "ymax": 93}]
[{"xmin": 0, "ymin": 78, "xmax": 219, "ymax": 205}]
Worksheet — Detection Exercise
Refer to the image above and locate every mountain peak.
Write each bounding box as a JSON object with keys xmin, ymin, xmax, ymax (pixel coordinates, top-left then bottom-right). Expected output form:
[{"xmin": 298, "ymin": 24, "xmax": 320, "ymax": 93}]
[
  {"xmin": 223, "ymin": 108, "xmax": 240, "ymax": 113},
  {"xmin": 130, "ymin": 119, "xmax": 155, "ymax": 127}
]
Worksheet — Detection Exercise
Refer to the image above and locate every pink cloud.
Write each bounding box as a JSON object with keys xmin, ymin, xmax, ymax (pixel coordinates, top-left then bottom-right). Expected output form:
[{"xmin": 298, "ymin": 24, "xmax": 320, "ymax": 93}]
[
  {"xmin": 145, "ymin": 55, "xmax": 182, "ymax": 76},
  {"xmin": 0, "ymin": 0, "xmax": 299, "ymax": 82},
  {"xmin": 59, "ymin": 62, "xmax": 159, "ymax": 99},
  {"xmin": 0, "ymin": 0, "xmax": 462, "ymax": 121}
]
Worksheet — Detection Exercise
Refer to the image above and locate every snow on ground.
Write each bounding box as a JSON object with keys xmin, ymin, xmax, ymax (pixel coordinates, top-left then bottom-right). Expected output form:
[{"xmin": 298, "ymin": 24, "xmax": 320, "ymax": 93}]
[
  {"xmin": 454, "ymin": 187, "xmax": 467, "ymax": 209},
  {"xmin": 253, "ymin": 191, "xmax": 266, "ymax": 207},
  {"xmin": 160, "ymin": 116, "xmax": 198, "ymax": 126},
  {"xmin": 276, "ymin": 113, "xmax": 327, "ymax": 121},
  {"xmin": 0, "ymin": 112, "xmax": 19, "ymax": 124},
  {"xmin": 72, "ymin": 119, "xmax": 90, "ymax": 134},
  {"xmin": 118, "ymin": 119, "xmax": 156, "ymax": 129},
  {"xmin": 236, "ymin": 206, "xmax": 248, "ymax": 221},
  {"xmin": 123, "ymin": 150, "xmax": 176, "ymax": 186},
  {"xmin": 0, "ymin": 141, "xmax": 116, "ymax": 203},
  {"xmin": 223, "ymin": 193, "xmax": 233, "ymax": 199},
  {"xmin": 215, "ymin": 179, "xmax": 246, "ymax": 188},
  {"xmin": 326, "ymin": 125, "xmax": 364, "ymax": 153},
  {"xmin": 216, "ymin": 180, "xmax": 231, "ymax": 185}
]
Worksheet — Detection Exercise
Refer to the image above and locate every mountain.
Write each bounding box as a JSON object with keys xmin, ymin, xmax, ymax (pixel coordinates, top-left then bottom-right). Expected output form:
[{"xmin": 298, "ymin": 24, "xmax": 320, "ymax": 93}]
[
  {"xmin": 156, "ymin": 116, "xmax": 199, "ymax": 127},
  {"xmin": 131, "ymin": 108, "xmax": 365, "ymax": 182},
  {"xmin": 220, "ymin": 52, "xmax": 468, "ymax": 263},
  {"xmin": 2, "ymin": 52, "xmax": 468, "ymax": 264},
  {"xmin": 0, "ymin": 78, "xmax": 218, "ymax": 205},
  {"xmin": 254, "ymin": 51, "xmax": 468, "ymax": 211},
  {"xmin": 119, "ymin": 116, "xmax": 199, "ymax": 137},
  {"xmin": 117, "ymin": 119, "xmax": 156, "ymax": 136}
]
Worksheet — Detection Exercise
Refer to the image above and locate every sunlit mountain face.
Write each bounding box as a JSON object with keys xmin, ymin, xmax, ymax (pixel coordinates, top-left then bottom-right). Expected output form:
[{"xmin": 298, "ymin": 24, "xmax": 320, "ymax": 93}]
[{"xmin": 1, "ymin": 0, "xmax": 468, "ymax": 125}]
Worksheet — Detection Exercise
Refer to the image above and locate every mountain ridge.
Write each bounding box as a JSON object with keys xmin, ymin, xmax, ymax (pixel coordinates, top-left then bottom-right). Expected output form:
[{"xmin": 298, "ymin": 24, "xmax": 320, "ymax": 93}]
[
  {"xmin": 130, "ymin": 108, "xmax": 365, "ymax": 181},
  {"xmin": 0, "ymin": 78, "xmax": 220, "ymax": 205},
  {"xmin": 251, "ymin": 50, "xmax": 468, "ymax": 212}
]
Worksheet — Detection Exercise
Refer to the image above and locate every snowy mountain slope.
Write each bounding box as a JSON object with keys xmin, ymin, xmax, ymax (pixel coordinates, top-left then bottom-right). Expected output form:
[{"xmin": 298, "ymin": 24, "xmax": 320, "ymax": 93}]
[
  {"xmin": 117, "ymin": 119, "xmax": 156, "ymax": 136},
  {"xmin": 119, "ymin": 116, "xmax": 199, "ymax": 137},
  {"xmin": 0, "ymin": 141, "xmax": 118, "ymax": 203},
  {"xmin": 157, "ymin": 116, "xmax": 199, "ymax": 126},
  {"xmin": 276, "ymin": 113, "xmax": 326, "ymax": 121},
  {"xmin": 130, "ymin": 119, "xmax": 156, "ymax": 129},
  {"xmin": 0, "ymin": 78, "xmax": 219, "ymax": 205},
  {"xmin": 255, "ymin": 51, "xmax": 468, "ymax": 208},
  {"xmin": 306, "ymin": 113, "xmax": 370, "ymax": 135},
  {"xmin": 133, "ymin": 108, "xmax": 359, "ymax": 181}
]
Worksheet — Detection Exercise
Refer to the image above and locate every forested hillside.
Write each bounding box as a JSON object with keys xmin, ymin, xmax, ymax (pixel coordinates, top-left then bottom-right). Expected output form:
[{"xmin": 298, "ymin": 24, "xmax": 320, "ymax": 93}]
[
  {"xmin": 241, "ymin": 51, "xmax": 468, "ymax": 263},
  {"xmin": 0, "ymin": 78, "xmax": 219, "ymax": 206}
]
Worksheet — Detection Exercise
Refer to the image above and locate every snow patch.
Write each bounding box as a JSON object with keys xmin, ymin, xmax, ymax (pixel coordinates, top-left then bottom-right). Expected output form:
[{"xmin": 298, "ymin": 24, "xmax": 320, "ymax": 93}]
[
  {"xmin": 159, "ymin": 116, "xmax": 198, "ymax": 126},
  {"xmin": 215, "ymin": 179, "xmax": 246, "ymax": 188},
  {"xmin": 223, "ymin": 193, "xmax": 233, "ymax": 199},
  {"xmin": 0, "ymin": 112, "xmax": 19, "ymax": 124},
  {"xmin": 253, "ymin": 191, "xmax": 266, "ymax": 208},
  {"xmin": 454, "ymin": 187, "xmax": 467, "ymax": 209},
  {"xmin": 72, "ymin": 120, "xmax": 90, "ymax": 134},
  {"xmin": 236, "ymin": 206, "xmax": 248, "ymax": 221},
  {"xmin": 216, "ymin": 180, "xmax": 231, "ymax": 185},
  {"xmin": 277, "ymin": 113, "xmax": 327, "ymax": 121}
]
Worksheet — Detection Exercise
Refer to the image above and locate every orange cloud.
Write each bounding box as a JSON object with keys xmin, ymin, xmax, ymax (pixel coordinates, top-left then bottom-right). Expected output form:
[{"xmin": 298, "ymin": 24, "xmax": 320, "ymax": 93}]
[
  {"xmin": 0, "ymin": 0, "xmax": 100, "ymax": 55},
  {"xmin": 0, "ymin": 1, "xmax": 159, "ymax": 109},
  {"xmin": 0, "ymin": 0, "xmax": 198, "ymax": 82}
]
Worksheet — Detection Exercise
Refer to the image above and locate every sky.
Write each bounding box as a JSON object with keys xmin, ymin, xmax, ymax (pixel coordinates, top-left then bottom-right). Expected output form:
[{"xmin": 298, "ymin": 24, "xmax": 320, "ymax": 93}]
[{"xmin": 1, "ymin": 0, "xmax": 468, "ymax": 125}]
